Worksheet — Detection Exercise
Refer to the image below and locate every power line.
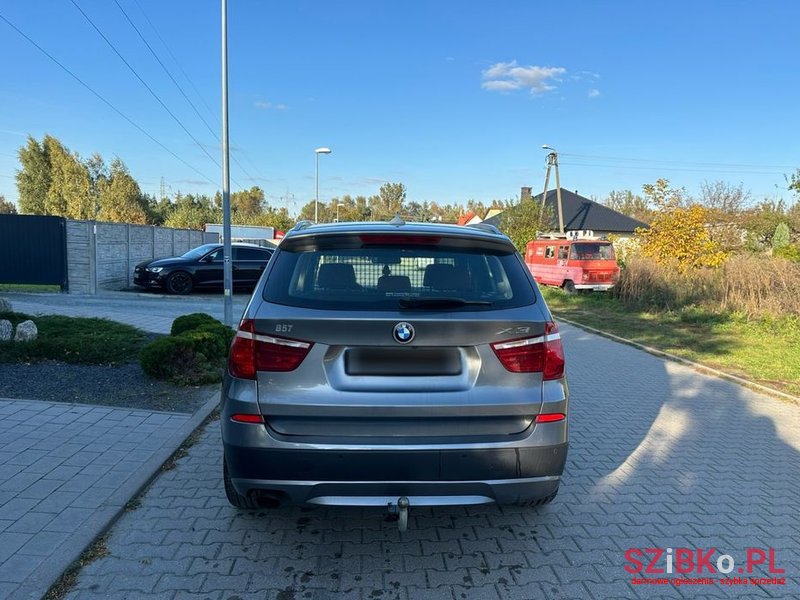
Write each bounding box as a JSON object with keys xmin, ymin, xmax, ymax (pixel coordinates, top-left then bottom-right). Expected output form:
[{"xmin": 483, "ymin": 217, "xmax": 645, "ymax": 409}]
[
  {"xmin": 559, "ymin": 161, "xmax": 787, "ymax": 176},
  {"xmin": 112, "ymin": 0, "xmax": 219, "ymax": 142},
  {"xmin": 127, "ymin": 0, "xmax": 267, "ymax": 189},
  {"xmin": 131, "ymin": 0, "xmax": 219, "ymax": 128},
  {"xmin": 69, "ymin": 0, "xmax": 242, "ymax": 186},
  {"xmin": 0, "ymin": 10, "xmax": 216, "ymax": 185},
  {"xmin": 559, "ymin": 152, "xmax": 795, "ymax": 171}
]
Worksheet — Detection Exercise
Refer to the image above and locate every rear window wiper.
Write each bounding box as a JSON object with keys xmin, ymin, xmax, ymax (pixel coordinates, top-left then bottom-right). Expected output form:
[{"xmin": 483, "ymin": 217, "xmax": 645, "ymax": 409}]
[{"xmin": 398, "ymin": 297, "xmax": 492, "ymax": 309}]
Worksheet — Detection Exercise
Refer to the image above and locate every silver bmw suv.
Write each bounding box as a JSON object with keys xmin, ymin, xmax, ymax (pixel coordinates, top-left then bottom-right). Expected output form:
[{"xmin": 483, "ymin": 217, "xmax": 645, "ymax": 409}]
[{"xmin": 221, "ymin": 220, "xmax": 568, "ymax": 517}]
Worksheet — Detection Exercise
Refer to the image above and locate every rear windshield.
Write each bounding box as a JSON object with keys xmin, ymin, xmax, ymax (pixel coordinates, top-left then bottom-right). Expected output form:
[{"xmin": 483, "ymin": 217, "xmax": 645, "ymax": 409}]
[
  {"xmin": 263, "ymin": 245, "xmax": 536, "ymax": 311},
  {"xmin": 569, "ymin": 243, "xmax": 615, "ymax": 260}
]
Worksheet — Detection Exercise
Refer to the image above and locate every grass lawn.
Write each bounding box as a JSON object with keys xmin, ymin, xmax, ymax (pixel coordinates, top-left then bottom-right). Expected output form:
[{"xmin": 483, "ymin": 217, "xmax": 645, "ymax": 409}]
[
  {"xmin": 0, "ymin": 312, "xmax": 146, "ymax": 365},
  {"xmin": 0, "ymin": 284, "xmax": 61, "ymax": 293},
  {"xmin": 540, "ymin": 287, "xmax": 800, "ymax": 397}
]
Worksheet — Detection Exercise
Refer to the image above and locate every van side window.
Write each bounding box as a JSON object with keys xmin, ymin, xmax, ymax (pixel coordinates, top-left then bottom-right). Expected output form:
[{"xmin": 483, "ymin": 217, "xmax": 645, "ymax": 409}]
[
  {"xmin": 558, "ymin": 246, "xmax": 569, "ymax": 260},
  {"xmin": 544, "ymin": 245, "xmax": 555, "ymax": 259}
]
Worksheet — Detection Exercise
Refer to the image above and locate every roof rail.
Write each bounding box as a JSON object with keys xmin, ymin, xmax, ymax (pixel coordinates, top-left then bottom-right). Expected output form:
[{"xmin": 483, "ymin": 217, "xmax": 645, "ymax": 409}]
[
  {"xmin": 291, "ymin": 220, "xmax": 314, "ymax": 232},
  {"xmin": 466, "ymin": 223, "xmax": 502, "ymax": 235}
]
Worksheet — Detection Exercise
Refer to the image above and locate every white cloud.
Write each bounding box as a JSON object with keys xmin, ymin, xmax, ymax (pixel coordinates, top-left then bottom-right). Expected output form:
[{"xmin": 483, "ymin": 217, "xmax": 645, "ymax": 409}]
[
  {"xmin": 254, "ymin": 101, "xmax": 287, "ymax": 110},
  {"xmin": 481, "ymin": 61, "xmax": 566, "ymax": 95},
  {"xmin": 588, "ymin": 88, "xmax": 601, "ymax": 98}
]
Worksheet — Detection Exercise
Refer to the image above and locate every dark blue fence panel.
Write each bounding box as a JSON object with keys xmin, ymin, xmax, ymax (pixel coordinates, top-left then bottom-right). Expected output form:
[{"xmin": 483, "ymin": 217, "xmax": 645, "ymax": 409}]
[{"xmin": 0, "ymin": 214, "xmax": 67, "ymax": 288}]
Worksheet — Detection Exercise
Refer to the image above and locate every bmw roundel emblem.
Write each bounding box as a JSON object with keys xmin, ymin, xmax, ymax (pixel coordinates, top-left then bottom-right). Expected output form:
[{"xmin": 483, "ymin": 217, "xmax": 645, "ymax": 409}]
[{"xmin": 393, "ymin": 322, "xmax": 415, "ymax": 344}]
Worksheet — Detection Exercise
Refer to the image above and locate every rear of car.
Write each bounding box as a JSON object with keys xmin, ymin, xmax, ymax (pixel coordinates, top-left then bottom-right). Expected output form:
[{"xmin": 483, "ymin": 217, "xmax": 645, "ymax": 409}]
[{"xmin": 221, "ymin": 222, "xmax": 568, "ymax": 511}]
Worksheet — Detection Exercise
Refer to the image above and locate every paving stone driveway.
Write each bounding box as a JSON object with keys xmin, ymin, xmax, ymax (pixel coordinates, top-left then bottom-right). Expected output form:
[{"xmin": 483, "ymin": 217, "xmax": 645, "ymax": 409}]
[
  {"xmin": 64, "ymin": 323, "xmax": 799, "ymax": 600},
  {"xmin": 0, "ymin": 400, "xmax": 192, "ymax": 600}
]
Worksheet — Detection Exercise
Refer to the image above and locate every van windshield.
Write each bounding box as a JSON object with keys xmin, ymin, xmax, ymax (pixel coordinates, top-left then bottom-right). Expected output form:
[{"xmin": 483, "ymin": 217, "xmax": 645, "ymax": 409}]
[{"xmin": 569, "ymin": 243, "xmax": 615, "ymax": 260}]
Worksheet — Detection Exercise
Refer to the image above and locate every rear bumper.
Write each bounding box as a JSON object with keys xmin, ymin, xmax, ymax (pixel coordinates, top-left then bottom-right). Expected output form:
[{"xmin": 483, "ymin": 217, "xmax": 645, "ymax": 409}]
[
  {"xmin": 224, "ymin": 443, "xmax": 567, "ymax": 506},
  {"xmin": 231, "ymin": 474, "xmax": 562, "ymax": 506},
  {"xmin": 574, "ymin": 283, "xmax": 614, "ymax": 291}
]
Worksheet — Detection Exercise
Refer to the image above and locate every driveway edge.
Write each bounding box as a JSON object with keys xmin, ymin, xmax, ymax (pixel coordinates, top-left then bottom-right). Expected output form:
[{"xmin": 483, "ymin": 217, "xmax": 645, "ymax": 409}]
[
  {"xmin": 556, "ymin": 315, "xmax": 800, "ymax": 405},
  {"xmin": 24, "ymin": 391, "xmax": 220, "ymax": 600}
]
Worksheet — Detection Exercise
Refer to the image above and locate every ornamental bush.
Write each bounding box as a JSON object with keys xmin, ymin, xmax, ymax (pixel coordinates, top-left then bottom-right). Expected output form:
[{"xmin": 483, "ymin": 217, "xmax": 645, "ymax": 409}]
[
  {"xmin": 141, "ymin": 313, "xmax": 233, "ymax": 385},
  {"xmin": 170, "ymin": 312, "xmax": 221, "ymax": 336}
]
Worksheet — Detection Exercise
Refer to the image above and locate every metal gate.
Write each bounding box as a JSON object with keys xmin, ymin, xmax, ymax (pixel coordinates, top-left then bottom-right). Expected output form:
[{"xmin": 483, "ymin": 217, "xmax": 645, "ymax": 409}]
[{"xmin": 0, "ymin": 214, "xmax": 67, "ymax": 288}]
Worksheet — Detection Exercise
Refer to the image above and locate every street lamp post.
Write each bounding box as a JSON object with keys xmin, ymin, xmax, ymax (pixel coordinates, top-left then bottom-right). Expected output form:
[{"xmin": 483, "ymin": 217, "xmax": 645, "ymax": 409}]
[
  {"xmin": 220, "ymin": 0, "xmax": 232, "ymax": 326},
  {"xmin": 336, "ymin": 202, "xmax": 345, "ymax": 223},
  {"xmin": 314, "ymin": 147, "xmax": 332, "ymax": 223}
]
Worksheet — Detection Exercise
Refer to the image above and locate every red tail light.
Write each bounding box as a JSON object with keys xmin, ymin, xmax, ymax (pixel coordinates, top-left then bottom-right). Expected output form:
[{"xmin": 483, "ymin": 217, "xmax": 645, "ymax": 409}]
[
  {"xmin": 535, "ymin": 413, "xmax": 566, "ymax": 423},
  {"xmin": 228, "ymin": 319, "xmax": 313, "ymax": 379},
  {"xmin": 491, "ymin": 321, "xmax": 565, "ymax": 380},
  {"xmin": 230, "ymin": 413, "xmax": 264, "ymax": 424}
]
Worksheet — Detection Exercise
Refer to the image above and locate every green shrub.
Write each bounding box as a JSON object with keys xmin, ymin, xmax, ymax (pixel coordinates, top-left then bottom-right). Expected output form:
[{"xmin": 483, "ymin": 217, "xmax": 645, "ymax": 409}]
[
  {"xmin": 170, "ymin": 313, "xmax": 220, "ymax": 336},
  {"xmin": 141, "ymin": 313, "xmax": 233, "ymax": 385},
  {"xmin": 193, "ymin": 322, "xmax": 235, "ymax": 353},
  {"xmin": 0, "ymin": 312, "xmax": 145, "ymax": 365},
  {"xmin": 139, "ymin": 334, "xmax": 223, "ymax": 385},
  {"xmin": 774, "ymin": 244, "xmax": 800, "ymax": 263}
]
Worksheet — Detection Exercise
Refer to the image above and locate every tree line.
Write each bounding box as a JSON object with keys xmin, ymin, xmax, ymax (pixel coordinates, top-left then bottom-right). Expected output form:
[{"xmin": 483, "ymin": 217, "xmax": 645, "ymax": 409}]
[
  {"xmin": 11, "ymin": 135, "xmax": 294, "ymax": 231},
  {"xmin": 7, "ymin": 134, "xmax": 800, "ymax": 253},
  {"xmin": 599, "ymin": 178, "xmax": 800, "ymax": 251}
]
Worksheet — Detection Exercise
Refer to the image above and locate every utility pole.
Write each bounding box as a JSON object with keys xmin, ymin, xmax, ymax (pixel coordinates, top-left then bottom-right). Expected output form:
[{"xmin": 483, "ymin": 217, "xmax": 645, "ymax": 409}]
[
  {"xmin": 540, "ymin": 145, "xmax": 565, "ymax": 234},
  {"xmin": 221, "ymin": 0, "xmax": 233, "ymax": 326}
]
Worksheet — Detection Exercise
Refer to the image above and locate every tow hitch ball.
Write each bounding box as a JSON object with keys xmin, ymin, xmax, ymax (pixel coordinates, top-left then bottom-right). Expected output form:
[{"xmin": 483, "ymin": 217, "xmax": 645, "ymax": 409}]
[{"xmin": 386, "ymin": 496, "xmax": 410, "ymax": 531}]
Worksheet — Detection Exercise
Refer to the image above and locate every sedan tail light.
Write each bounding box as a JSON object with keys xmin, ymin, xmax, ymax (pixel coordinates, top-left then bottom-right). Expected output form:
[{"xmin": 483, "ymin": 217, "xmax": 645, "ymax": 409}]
[
  {"xmin": 491, "ymin": 321, "xmax": 565, "ymax": 380},
  {"xmin": 228, "ymin": 319, "xmax": 313, "ymax": 379}
]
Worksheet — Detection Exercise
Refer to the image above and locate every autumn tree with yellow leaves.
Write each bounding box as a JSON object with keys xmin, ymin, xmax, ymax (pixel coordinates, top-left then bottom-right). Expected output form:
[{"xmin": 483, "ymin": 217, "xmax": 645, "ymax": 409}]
[{"xmin": 635, "ymin": 179, "xmax": 728, "ymax": 272}]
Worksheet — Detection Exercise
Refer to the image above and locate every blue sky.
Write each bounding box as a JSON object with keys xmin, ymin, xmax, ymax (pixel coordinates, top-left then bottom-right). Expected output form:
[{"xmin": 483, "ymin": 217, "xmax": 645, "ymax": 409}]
[{"xmin": 1, "ymin": 0, "xmax": 799, "ymax": 213}]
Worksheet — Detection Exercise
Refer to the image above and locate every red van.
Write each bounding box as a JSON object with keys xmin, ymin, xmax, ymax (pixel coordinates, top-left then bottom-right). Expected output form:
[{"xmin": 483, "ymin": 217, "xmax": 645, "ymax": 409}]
[{"xmin": 525, "ymin": 236, "xmax": 620, "ymax": 293}]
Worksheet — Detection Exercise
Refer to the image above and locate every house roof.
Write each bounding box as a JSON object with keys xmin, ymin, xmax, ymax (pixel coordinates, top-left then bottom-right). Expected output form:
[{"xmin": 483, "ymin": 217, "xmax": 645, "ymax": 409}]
[
  {"xmin": 482, "ymin": 188, "xmax": 648, "ymax": 233},
  {"xmin": 456, "ymin": 210, "xmax": 476, "ymax": 226}
]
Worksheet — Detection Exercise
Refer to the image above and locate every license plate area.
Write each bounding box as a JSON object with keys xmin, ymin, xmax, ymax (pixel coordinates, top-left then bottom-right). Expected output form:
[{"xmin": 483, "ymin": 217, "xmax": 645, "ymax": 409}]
[{"xmin": 345, "ymin": 347, "xmax": 462, "ymax": 376}]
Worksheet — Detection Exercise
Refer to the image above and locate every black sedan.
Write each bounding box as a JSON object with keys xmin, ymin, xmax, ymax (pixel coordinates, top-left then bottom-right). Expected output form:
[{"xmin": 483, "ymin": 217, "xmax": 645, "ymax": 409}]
[{"xmin": 133, "ymin": 243, "xmax": 274, "ymax": 294}]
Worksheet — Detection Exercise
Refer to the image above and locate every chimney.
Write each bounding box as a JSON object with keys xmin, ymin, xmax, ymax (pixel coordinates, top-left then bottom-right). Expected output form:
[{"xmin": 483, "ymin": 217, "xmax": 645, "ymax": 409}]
[{"xmin": 520, "ymin": 187, "xmax": 532, "ymax": 202}]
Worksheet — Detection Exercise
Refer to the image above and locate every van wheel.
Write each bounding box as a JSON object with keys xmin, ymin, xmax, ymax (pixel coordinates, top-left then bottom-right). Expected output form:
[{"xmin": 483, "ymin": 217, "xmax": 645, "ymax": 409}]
[
  {"xmin": 562, "ymin": 280, "xmax": 576, "ymax": 295},
  {"xmin": 223, "ymin": 457, "xmax": 258, "ymax": 509}
]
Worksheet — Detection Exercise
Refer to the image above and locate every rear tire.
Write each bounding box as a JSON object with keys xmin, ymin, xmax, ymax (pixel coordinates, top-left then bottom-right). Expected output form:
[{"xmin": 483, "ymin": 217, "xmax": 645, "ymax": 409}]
[
  {"xmin": 223, "ymin": 457, "xmax": 258, "ymax": 509},
  {"xmin": 166, "ymin": 271, "xmax": 193, "ymax": 295},
  {"xmin": 562, "ymin": 280, "xmax": 576, "ymax": 295}
]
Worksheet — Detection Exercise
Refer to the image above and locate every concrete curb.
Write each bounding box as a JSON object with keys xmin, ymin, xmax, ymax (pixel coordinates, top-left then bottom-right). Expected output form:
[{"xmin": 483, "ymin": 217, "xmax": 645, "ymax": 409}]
[
  {"xmin": 22, "ymin": 391, "xmax": 220, "ymax": 600},
  {"xmin": 556, "ymin": 315, "xmax": 800, "ymax": 406}
]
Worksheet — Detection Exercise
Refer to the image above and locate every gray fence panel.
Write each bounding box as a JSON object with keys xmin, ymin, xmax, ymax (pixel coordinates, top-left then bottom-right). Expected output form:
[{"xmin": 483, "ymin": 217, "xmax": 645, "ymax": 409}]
[{"xmin": 64, "ymin": 221, "xmax": 209, "ymax": 293}]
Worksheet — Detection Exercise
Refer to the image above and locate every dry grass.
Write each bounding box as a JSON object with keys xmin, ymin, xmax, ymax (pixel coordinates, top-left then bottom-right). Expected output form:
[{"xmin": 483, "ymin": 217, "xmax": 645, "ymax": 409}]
[
  {"xmin": 615, "ymin": 255, "xmax": 800, "ymax": 318},
  {"xmin": 720, "ymin": 254, "xmax": 800, "ymax": 317}
]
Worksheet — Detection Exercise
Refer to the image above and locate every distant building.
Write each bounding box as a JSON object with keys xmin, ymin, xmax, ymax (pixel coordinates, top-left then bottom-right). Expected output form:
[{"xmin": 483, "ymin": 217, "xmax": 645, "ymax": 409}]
[
  {"xmin": 483, "ymin": 188, "xmax": 648, "ymax": 238},
  {"xmin": 204, "ymin": 223, "xmax": 277, "ymax": 246}
]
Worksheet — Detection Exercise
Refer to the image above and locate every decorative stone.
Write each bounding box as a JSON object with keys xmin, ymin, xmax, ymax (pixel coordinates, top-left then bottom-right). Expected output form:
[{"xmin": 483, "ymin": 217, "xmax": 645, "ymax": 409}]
[
  {"xmin": 0, "ymin": 298, "xmax": 11, "ymax": 313},
  {"xmin": 0, "ymin": 319, "xmax": 11, "ymax": 341},
  {"xmin": 14, "ymin": 320, "xmax": 38, "ymax": 342}
]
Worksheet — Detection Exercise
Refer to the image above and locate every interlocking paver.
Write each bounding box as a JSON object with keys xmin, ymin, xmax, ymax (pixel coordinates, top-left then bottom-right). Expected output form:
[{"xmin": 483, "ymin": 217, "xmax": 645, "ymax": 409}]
[
  {"xmin": 0, "ymin": 398, "xmax": 194, "ymax": 600},
  {"xmin": 52, "ymin": 322, "xmax": 800, "ymax": 599}
]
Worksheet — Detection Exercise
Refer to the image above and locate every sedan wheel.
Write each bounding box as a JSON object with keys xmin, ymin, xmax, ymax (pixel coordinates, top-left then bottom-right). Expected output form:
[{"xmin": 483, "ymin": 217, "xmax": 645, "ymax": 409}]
[{"xmin": 166, "ymin": 271, "xmax": 193, "ymax": 295}]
